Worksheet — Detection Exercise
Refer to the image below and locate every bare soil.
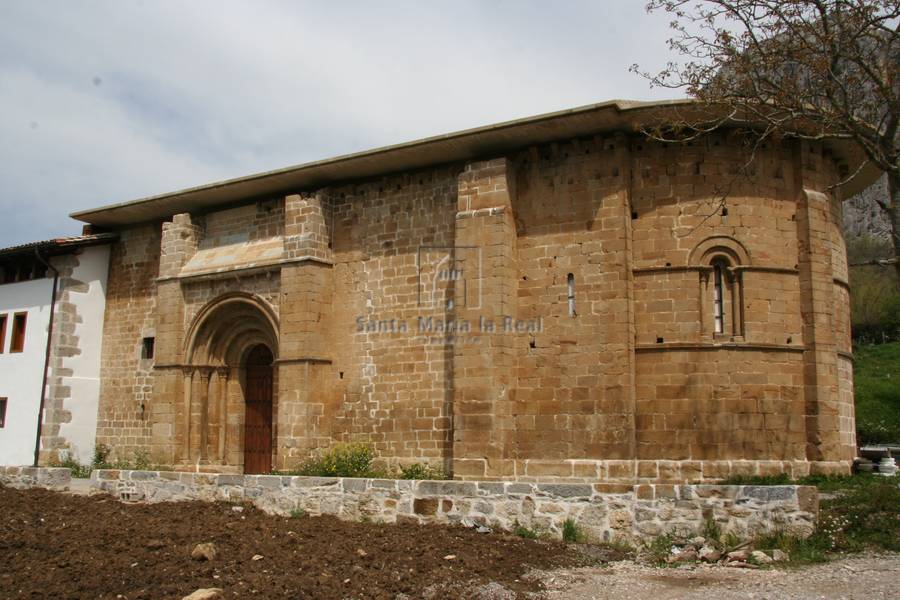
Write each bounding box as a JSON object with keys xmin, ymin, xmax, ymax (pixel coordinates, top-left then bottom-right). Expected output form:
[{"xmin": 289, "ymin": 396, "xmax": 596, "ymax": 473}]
[{"xmin": 0, "ymin": 485, "xmax": 580, "ymax": 599}]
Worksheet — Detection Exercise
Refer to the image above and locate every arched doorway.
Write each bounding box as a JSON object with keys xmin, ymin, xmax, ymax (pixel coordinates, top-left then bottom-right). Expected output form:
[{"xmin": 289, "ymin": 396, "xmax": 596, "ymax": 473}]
[
  {"xmin": 182, "ymin": 293, "xmax": 279, "ymax": 474},
  {"xmin": 243, "ymin": 344, "xmax": 274, "ymax": 474}
]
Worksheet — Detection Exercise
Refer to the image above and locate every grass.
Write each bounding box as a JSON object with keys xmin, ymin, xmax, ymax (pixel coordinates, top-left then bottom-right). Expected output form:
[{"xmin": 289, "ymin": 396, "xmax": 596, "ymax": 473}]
[
  {"xmin": 562, "ymin": 518, "xmax": 587, "ymax": 544},
  {"xmin": 753, "ymin": 475, "xmax": 900, "ymax": 565},
  {"xmin": 720, "ymin": 473, "xmax": 793, "ymax": 486},
  {"xmin": 853, "ymin": 341, "xmax": 900, "ymax": 444},
  {"xmin": 754, "ymin": 529, "xmax": 830, "ymax": 565},
  {"xmin": 719, "ymin": 473, "xmax": 900, "ymax": 562},
  {"xmin": 53, "ymin": 444, "xmax": 167, "ymax": 478},
  {"xmin": 513, "ymin": 521, "xmax": 539, "ymax": 540}
]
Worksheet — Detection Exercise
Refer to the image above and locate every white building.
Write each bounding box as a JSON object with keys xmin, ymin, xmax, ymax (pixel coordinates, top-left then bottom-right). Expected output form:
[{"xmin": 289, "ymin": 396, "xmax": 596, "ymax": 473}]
[{"xmin": 0, "ymin": 233, "xmax": 116, "ymax": 466}]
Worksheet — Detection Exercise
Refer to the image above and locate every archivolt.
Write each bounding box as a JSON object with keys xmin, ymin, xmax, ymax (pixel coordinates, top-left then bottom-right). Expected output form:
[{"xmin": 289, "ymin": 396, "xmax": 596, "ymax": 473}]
[
  {"xmin": 185, "ymin": 292, "xmax": 279, "ymax": 366},
  {"xmin": 688, "ymin": 235, "xmax": 751, "ymax": 266}
]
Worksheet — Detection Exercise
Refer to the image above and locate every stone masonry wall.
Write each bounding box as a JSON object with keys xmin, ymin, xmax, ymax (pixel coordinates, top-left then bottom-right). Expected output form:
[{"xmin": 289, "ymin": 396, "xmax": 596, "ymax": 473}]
[
  {"xmin": 0, "ymin": 466, "xmax": 71, "ymax": 491},
  {"xmin": 326, "ymin": 168, "xmax": 459, "ymax": 467},
  {"xmin": 95, "ymin": 224, "xmax": 161, "ymax": 461},
  {"xmin": 93, "ymin": 130, "xmax": 854, "ymax": 480},
  {"xmin": 90, "ymin": 469, "xmax": 818, "ymax": 545}
]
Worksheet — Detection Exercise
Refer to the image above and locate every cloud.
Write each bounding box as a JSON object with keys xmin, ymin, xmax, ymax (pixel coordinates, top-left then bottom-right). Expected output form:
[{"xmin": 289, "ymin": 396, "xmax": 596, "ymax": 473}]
[{"xmin": 0, "ymin": 0, "xmax": 680, "ymax": 246}]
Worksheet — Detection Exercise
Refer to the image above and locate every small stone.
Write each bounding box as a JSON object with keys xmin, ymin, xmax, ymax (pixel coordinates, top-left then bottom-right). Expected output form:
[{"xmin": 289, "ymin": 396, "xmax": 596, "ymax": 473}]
[
  {"xmin": 727, "ymin": 561, "xmax": 759, "ymax": 569},
  {"xmin": 146, "ymin": 539, "xmax": 165, "ymax": 550},
  {"xmin": 252, "ymin": 554, "xmax": 264, "ymax": 561},
  {"xmin": 181, "ymin": 589, "xmax": 223, "ymax": 600},
  {"xmin": 667, "ymin": 549, "xmax": 698, "ymax": 564},
  {"xmin": 231, "ymin": 506, "xmax": 244, "ymax": 513},
  {"xmin": 475, "ymin": 525, "xmax": 492, "ymax": 534},
  {"xmin": 356, "ymin": 548, "xmax": 368, "ymax": 557},
  {"xmin": 751, "ymin": 550, "xmax": 773, "ymax": 565},
  {"xmin": 191, "ymin": 543, "xmax": 218, "ymax": 562},
  {"xmin": 443, "ymin": 554, "xmax": 457, "ymax": 560},
  {"xmin": 727, "ymin": 549, "xmax": 750, "ymax": 562},
  {"xmin": 688, "ymin": 536, "xmax": 705, "ymax": 546},
  {"xmin": 699, "ymin": 546, "xmax": 722, "ymax": 563},
  {"xmin": 772, "ymin": 549, "xmax": 788, "ymax": 562}
]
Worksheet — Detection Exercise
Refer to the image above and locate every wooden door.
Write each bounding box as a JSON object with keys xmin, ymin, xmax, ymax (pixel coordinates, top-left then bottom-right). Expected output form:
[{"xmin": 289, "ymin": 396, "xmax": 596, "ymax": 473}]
[{"xmin": 243, "ymin": 345, "xmax": 273, "ymax": 474}]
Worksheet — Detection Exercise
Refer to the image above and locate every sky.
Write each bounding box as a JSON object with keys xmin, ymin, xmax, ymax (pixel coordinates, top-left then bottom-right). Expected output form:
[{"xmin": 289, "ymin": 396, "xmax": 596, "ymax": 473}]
[{"xmin": 0, "ymin": 0, "xmax": 682, "ymax": 246}]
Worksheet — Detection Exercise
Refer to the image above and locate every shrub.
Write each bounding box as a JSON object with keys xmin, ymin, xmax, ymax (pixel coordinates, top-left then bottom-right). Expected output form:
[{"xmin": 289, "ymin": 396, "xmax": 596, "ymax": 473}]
[
  {"xmin": 398, "ymin": 463, "xmax": 448, "ymax": 480},
  {"xmin": 700, "ymin": 518, "xmax": 721, "ymax": 543},
  {"xmin": 92, "ymin": 443, "xmax": 112, "ymax": 469},
  {"xmin": 58, "ymin": 456, "xmax": 92, "ymax": 479},
  {"xmin": 132, "ymin": 449, "xmax": 151, "ymax": 471},
  {"xmin": 645, "ymin": 532, "xmax": 676, "ymax": 565},
  {"xmin": 294, "ymin": 443, "xmax": 379, "ymax": 478}
]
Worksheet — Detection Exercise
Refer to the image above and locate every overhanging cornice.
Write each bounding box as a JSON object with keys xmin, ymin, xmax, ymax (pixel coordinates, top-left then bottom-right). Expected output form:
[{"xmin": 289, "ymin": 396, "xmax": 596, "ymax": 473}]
[{"xmin": 70, "ymin": 99, "xmax": 879, "ymax": 227}]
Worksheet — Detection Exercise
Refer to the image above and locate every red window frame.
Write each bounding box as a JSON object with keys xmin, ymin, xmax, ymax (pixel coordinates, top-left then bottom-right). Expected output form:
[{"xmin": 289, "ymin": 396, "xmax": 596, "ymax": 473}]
[{"xmin": 10, "ymin": 312, "xmax": 27, "ymax": 353}]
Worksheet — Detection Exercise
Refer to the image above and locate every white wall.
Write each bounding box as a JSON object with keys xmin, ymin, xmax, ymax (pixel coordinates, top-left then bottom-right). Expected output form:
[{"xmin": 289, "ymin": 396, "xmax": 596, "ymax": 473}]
[
  {"xmin": 0, "ymin": 277, "xmax": 53, "ymax": 465},
  {"xmin": 56, "ymin": 245, "xmax": 109, "ymax": 463}
]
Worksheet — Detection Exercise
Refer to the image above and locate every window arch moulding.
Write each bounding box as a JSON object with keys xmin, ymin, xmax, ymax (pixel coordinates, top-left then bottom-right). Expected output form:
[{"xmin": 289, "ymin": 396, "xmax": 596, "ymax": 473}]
[{"xmin": 690, "ymin": 236, "xmax": 749, "ymax": 341}]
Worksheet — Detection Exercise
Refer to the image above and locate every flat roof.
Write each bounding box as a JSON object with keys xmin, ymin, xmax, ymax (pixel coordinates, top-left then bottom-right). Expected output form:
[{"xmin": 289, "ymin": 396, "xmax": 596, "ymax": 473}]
[{"xmin": 71, "ymin": 99, "xmax": 879, "ymax": 227}]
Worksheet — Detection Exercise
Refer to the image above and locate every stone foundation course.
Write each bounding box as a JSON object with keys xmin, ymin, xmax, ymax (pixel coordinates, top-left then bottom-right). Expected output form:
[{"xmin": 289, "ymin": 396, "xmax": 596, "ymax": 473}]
[
  {"xmin": 90, "ymin": 469, "xmax": 818, "ymax": 543},
  {"xmin": 0, "ymin": 466, "xmax": 71, "ymax": 491}
]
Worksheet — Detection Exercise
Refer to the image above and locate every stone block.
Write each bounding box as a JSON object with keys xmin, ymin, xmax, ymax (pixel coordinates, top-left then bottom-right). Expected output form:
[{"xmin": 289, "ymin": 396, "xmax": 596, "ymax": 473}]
[
  {"xmin": 593, "ymin": 483, "xmax": 634, "ymax": 494},
  {"xmin": 477, "ymin": 482, "xmax": 505, "ymax": 495},
  {"xmin": 741, "ymin": 486, "xmax": 795, "ymax": 502},
  {"xmin": 416, "ymin": 481, "xmax": 477, "ymax": 497},
  {"xmin": 536, "ymin": 484, "xmax": 593, "ymax": 498},
  {"xmin": 291, "ymin": 477, "xmax": 339, "ymax": 488},
  {"xmin": 796, "ymin": 486, "xmax": 819, "ymax": 515},
  {"xmin": 413, "ymin": 497, "xmax": 439, "ymax": 516},
  {"xmin": 217, "ymin": 474, "xmax": 244, "ymax": 486},
  {"xmin": 342, "ymin": 479, "xmax": 368, "ymax": 493}
]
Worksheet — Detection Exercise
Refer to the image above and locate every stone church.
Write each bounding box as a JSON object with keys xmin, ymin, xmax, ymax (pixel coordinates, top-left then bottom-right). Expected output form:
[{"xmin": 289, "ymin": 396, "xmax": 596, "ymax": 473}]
[{"xmin": 70, "ymin": 100, "xmax": 871, "ymax": 482}]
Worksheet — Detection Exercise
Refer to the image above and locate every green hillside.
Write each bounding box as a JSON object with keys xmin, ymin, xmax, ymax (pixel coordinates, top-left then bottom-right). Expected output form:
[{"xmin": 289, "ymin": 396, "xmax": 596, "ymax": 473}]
[{"xmin": 854, "ymin": 342, "xmax": 900, "ymax": 444}]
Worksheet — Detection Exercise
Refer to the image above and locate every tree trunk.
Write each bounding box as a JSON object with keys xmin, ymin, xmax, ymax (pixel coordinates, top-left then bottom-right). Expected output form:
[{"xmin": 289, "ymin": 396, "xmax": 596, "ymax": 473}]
[{"xmin": 890, "ymin": 171, "xmax": 900, "ymax": 283}]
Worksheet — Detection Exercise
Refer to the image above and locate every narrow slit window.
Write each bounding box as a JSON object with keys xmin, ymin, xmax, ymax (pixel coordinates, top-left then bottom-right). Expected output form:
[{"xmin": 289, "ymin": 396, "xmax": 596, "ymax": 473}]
[
  {"xmin": 141, "ymin": 337, "xmax": 155, "ymax": 360},
  {"xmin": 0, "ymin": 398, "xmax": 6, "ymax": 428},
  {"xmin": 567, "ymin": 273, "xmax": 576, "ymax": 317},
  {"xmin": 713, "ymin": 263, "xmax": 725, "ymax": 334},
  {"xmin": 0, "ymin": 314, "xmax": 7, "ymax": 353},
  {"xmin": 10, "ymin": 312, "xmax": 26, "ymax": 353}
]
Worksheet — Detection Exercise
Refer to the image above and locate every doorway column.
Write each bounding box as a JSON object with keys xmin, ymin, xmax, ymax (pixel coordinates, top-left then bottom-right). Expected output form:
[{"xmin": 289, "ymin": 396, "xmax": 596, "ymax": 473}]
[{"xmin": 217, "ymin": 367, "xmax": 230, "ymax": 463}]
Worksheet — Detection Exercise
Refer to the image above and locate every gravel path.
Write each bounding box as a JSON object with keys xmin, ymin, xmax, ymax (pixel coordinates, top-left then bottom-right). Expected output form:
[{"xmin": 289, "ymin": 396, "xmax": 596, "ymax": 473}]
[{"xmin": 540, "ymin": 553, "xmax": 900, "ymax": 600}]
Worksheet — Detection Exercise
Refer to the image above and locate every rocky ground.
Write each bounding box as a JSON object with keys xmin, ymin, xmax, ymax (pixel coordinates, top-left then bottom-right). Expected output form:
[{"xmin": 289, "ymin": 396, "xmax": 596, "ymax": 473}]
[
  {"xmin": 2, "ymin": 484, "xmax": 897, "ymax": 599},
  {"xmin": 540, "ymin": 553, "xmax": 900, "ymax": 599}
]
